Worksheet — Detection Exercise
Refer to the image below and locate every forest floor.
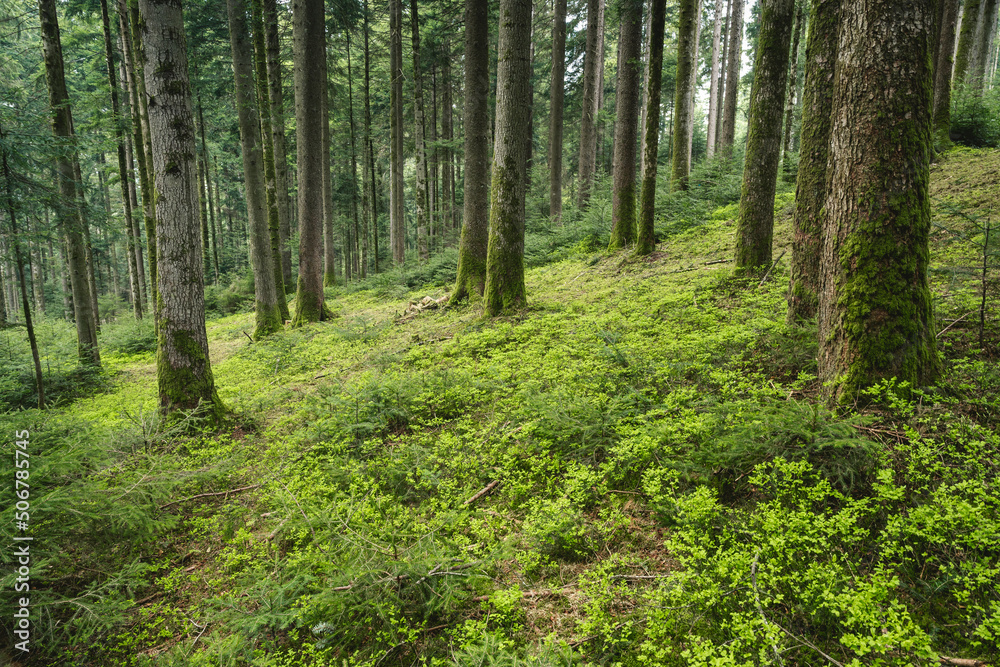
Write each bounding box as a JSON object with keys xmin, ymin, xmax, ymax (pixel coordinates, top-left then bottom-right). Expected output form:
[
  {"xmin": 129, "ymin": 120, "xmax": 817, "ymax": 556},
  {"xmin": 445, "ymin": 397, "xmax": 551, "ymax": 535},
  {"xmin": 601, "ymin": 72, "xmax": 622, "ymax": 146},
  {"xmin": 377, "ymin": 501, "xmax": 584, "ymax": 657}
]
[{"xmin": 1, "ymin": 148, "xmax": 998, "ymax": 667}]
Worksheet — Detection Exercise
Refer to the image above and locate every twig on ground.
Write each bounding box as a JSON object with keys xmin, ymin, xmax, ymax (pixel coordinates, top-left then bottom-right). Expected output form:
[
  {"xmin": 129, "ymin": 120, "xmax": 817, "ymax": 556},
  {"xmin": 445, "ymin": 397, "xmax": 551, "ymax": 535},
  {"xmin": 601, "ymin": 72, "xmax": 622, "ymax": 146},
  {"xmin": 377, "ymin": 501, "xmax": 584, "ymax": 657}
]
[
  {"xmin": 159, "ymin": 483, "xmax": 262, "ymax": 509},
  {"xmin": 464, "ymin": 480, "xmax": 501, "ymax": 506}
]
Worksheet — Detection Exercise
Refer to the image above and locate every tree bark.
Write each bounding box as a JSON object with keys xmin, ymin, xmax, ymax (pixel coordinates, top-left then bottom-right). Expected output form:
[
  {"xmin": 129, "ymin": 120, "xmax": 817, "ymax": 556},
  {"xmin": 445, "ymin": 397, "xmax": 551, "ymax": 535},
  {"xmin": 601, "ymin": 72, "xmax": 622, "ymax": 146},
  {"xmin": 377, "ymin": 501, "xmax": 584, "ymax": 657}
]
[
  {"xmin": 787, "ymin": 0, "xmax": 839, "ymax": 323},
  {"xmin": 707, "ymin": 0, "xmax": 725, "ymax": 159},
  {"xmin": 781, "ymin": 1, "xmax": 804, "ymax": 169},
  {"xmin": 636, "ymin": 0, "xmax": 667, "ymax": 256},
  {"xmin": 228, "ymin": 0, "xmax": 283, "ymax": 338},
  {"xmin": 972, "ymin": 0, "xmax": 1000, "ymax": 86},
  {"xmin": 608, "ymin": 0, "xmax": 643, "ymax": 249},
  {"xmin": 364, "ymin": 0, "xmax": 375, "ymax": 274},
  {"xmin": 346, "ymin": 30, "xmax": 362, "ymax": 278},
  {"xmin": 411, "ymin": 0, "xmax": 429, "ymax": 262},
  {"xmin": 484, "ymin": 0, "xmax": 532, "ymax": 316},
  {"xmin": 734, "ymin": 0, "xmax": 795, "ymax": 271},
  {"xmin": 389, "ymin": 0, "xmax": 405, "ymax": 264},
  {"xmin": 452, "ymin": 0, "xmax": 490, "ymax": 302},
  {"xmin": 291, "ymin": 0, "xmax": 328, "ymax": 322},
  {"xmin": 818, "ymin": 0, "xmax": 940, "ymax": 405},
  {"xmin": 954, "ymin": 0, "xmax": 983, "ymax": 86},
  {"xmin": 322, "ymin": 41, "xmax": 338, "ymax": 286},
  {"xmin": 263, "ymin": 0, "xmax": 293, "ymax": 288},
  {"xmin": 577, "ymin": 0, "xmax": 602, "ymax": 207},
  {"xmin": 549, "ymin": 0, "xmax": 567, "ymax": 223},
  {"xmin": 720, "ymin": 0, "xmax": 745, "ymax": 155},
  {"xmin": 141, "ymin": 0, "xmax": 222, "ymax": 418},
  {"xmin": 670, "ymin": 0, "xmax": 701, "ymax": 191},
  {"xmin": 933, "ymin": 0, "xmax": 960, "ymax": 147},
  {"xmin": 37, "ymin": 0, "xmax": 100, "ymax": 365}
]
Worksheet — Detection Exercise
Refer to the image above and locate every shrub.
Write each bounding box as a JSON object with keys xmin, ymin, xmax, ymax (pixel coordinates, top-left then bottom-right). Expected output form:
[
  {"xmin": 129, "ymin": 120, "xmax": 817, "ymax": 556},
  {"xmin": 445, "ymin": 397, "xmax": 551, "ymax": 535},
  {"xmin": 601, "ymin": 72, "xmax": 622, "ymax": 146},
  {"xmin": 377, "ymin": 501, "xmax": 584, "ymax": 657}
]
[{"xmin": 950, "ymin": 86, "xmax": 1000, "ymax": 148}]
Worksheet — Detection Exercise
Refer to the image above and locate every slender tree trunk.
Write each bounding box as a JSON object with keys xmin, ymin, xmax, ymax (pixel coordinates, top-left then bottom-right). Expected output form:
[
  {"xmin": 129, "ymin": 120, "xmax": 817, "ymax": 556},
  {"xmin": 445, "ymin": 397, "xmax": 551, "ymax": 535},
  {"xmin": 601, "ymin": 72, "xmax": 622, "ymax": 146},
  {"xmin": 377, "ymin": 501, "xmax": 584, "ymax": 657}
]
[
  {"xmin": 715, "ymin": 0, "xmax": 731, "ymax": 153},
  {"xmin": 389, "ymin": 0, "xmax": 405, "ymax": 264},
  {"xmin": 637, "ymin": 0, "xmax": 667, "ymax": 256},
  {"xmin": 734, "ymin": 0, "xmax": 795, "ymax": 271},
  {"xmin": 197, "ymin": 104, "xmax": 220, "ymax": 284},
  {"xmin": 954, "ymin": 0, "xmax": 983, "ymax": 86},
  {"xmin": 671, "ymin": 0, "xmax": 701, "ymax": 191},
  {"xmin": 141, "ymin": 0, "xmax": 223, "ymax": 418},
  {"xmin": 607, "ymin": 0, "xmax": 643, "ymax": 249},
  {"xmin": 228, "ymin": 0, "xmax": 282, "ymax": 338},
  {"xmin": 346, "ymin": 30, "xmax": 362, "ymax": 278},
  {"xmin": 119, "ymin": 50, "xmax": 147, "ymax": 307},
  {"xmin": 364, "ymin": 0, "xmax": 374, "ymax": 275},
  {"xmin": 707, "ymin": 0, "xmax": 725, "ymax": 159},
  {"xmin": 38, "ymin": 0, "xmax": 100, "ymax": 365},
  {"xmin": 292, "ymin": 0, "xmax": 328, "ymax": 322},
  {"xmin": 484, "ymin": 0, "xmax": 532, "ymax": 316},
  {"xmin": 452, "ymin": 0, "xmax": 490, "ymax": 302},
  {"xmin": 720, "ymin": 0, "xmax": 745, "ymax": 155},
  {"xmin": 781, "ymin": 1, "xmax": 804, "ymax": 170},
  {"xmin": 934, "ymin": 0, "xmax": 961, "ymax": 147},
  {"xmin": 75, "ymin": 161, "xmax": 101, "ymax": 333},
  {"xmin": 264, "ymin": 0, "xmax": 293, "ymax": 288},
  {"xmin": 322, "ymin": 42, "xmax": 338, "ymax": 286},
  {"xmin": 818, "ymin": 0, "xmax": 939, "ymax": 405},
  {"xmin": 411, "ymin": 0, "xmax": 429, "ymax": 262},
  {"xmin": 549, "ymin": 0, "xmax": 567, "ymax": 223},
  {"xmin": 577, "ymin": 0, "xmax": 601, "ymax": 208},
  {"xmin": 442, "ymin": 41, "xmax": 455, "ymax": 231},
  {"xmin": 196, "ymin": 105, "xmax": 213, "ymax": 281},
  {"xmin": 972, "ymin": 0, "xmax": 1000, "ymax": 86}
]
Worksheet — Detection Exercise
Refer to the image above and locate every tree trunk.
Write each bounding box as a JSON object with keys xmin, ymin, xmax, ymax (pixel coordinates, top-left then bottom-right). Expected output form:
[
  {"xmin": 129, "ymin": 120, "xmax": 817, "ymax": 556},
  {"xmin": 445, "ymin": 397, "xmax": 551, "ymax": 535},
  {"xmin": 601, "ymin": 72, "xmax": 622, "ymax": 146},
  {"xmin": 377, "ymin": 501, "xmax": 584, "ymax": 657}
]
[
  {"xmin": 484, "ymin": 0, "xmax": 532, "ymax": 316},
  {"xmin": 442, "ymin": 41, "xmax": 456, "ymax": 231},
  {"xmin": 119, "ymin": 47, "xmax": 148, "ymax": 307},
  {"xmin": 954, "ymin": 0, "xmax": 983, "ymax": 86},
  {"xmin": 228, "ymin": 0, "xmax": 283, "ymax": 338},
  {"xmin": 781, "ymin": 1, "xmax": 804, "ymax": 170},
  {"xmin": 608, "ymin": 0, "xmax": 643, "ymax": 249},
  {"xmin": 411, "ymin": 0, "xmax": 429, "ymax": 262},
  {"xmin": 933, "ymin": 0, "xmax": 961, "ymax": 147},
  {"xmin": 734, "ymin": 0, "xmax": 795, "ymax": 271},
  {"xmin": 549, "ymin": 0, "xmax": 567, "ymax": 223},
  {"xmin": 577, "ymin": 0, "xmax": 601, "ymax": 207},
  {"xmin": 818, "ymin": 0, "xmax": 940, "ymax": 405},
  {"xmin": 715, "ymin": 0, "xmax": 731, "ymax": 154},
  {"xmin": 38, "ymin": 0, "xmax": 100, "ymax": 365},
  {"xmin": 364, "ymin": 0, "xmax": 375, "ymax": 274},
  {"xmin": 197, "ymin": 104, "xmax": 220, "ymax": 284},
  {"xmin": 389, "ymin": 0, "xmax": 405, "ymax": 264},
  {"xmin": 707, "ymin": 0, "xmax": 725, "ymax": 159},
  {"xmin": 263, "ymin": 0, "xmax": 293, "ymax": 288},
  {"xmin": 141, "ymin": 0, "xmax": 223, "ymax": 418},
  {"xmin": 670, "ymin": 0, "xmax": 701, "ymax": 191},
  {"xmin": 291, "ymin": 0, "xmax": 328, "ymax": 322},
  {"xmin": 787, "ymin": 0, "xmax": 839, "ymax": 323},
  {"xmin": 196, "ymin": 105, "xmax": 213, "ymax": 282},
  {"xmin": 346, "ymin": 30, "xmax": 362, "ymax": 278},
  {"xmin": 972, "ymin": 0, "xmax": 1000, "ymax": 86},
  {"xmin": 452, "ymin": 0, "xmax": 490, "ymax": 302},
  {"xmin": 322, "ymin": 42, "xmax": 338, "ymax": 286},
  {"xmin": 637, "ymin": 0, "xmax": 667, "ymax": 256},
  {"xmin": 720, "ymin": 0, "xmax": 745, "ymax": 155}
]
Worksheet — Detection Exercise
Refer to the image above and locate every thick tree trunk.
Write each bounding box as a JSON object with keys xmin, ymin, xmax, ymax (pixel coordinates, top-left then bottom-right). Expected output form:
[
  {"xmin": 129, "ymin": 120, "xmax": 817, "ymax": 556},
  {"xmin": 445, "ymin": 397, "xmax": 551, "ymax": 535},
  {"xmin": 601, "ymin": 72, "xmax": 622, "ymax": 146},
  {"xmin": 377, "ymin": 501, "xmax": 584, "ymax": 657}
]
[
  {"xmin": 670, "ymin": 0, "xmax": 701, "ymax": 191},
  {"xmin": 411, "ymin": 0, "xmax": 429, "ymax": 262},
  {"xmin": 954, "ymin": 0, "xmax": 983, "ymax": 86},
  {"xmin": 141, "ymin": 0, "xmax": 222, "ymax": 418},
  {"xmin": 263, "ymin": 0, "xmax": 292, "ymax": 288},
  {"xmin": 608, "ymin": 0, "xmax": 643, "ymax": 249},
  {"xmin": 787, "ymin": 0, "xmax": 839, "ymax": 323},
  {"xmin": 484, "ymin": 0, "xmax": 532, "ymax": 316},
  {"xmin": 818, "ymin": 0, "xmax": 940, "ymax": 405},
  {"xmin": 452, "ymin": 0, "xmax": 490, "ymax": 302},
  {"xmin": 637, "ymin": 0, "xmax": 667, "ymax": 256},
  {"xmin": 972, "ymin": 0, "xmax": 1000, "ymax": 86},
  {"xmin": 734, "ymin": 0, "xmax": 795, "ymax": 271},
  {"xmin": 707, "ymin": 0, "xmax": 725, "ymax": 159},
  {"xmin": 251, "ymin": 0, "xmax": 289, "ymax": 319},
  {"xmin": 549, "ymin": 0, "xmax": 567, "ymax": 223},
  {"xmin": 933, "ymin": 0, "xmax": 960, "ymax": 147},
  {"xmin": 291, "ymin": 0, "xmax": 328, "ymax": 322},
  {"xmin": 38, "ymin": 0, "xmax": 100, "ymax": 365},
  {"xmin": 228, "ymin": 0, "xmax": 283, "ymax": 338},
  {"xmin": 720, "ymin": 0, "xmax": 745, "ymax": 155},
  {"xmin": 577, "ymin": 0, "xmax": 601, "ymax": 207},
  {"xmin": 389, "ymin": 0, "xmax": 405, "ymax": 264}
]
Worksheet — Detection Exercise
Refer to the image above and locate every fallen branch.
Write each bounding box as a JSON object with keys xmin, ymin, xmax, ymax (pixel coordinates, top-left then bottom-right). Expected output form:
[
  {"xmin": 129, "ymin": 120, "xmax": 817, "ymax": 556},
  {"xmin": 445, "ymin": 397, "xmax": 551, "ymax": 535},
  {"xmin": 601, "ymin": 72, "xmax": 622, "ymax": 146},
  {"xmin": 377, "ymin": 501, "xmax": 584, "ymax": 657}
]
[
  {"xmin": 464, "ymin": 480, "xmax": 501, "ymax": 506},
  {"xmin": 937, "ymin": 311, "xmax": 972, "ymax": 338},
  {"xmin": 758, "ymin": 250, "xmax": 787, "ymax": 287},
  {"xmin": 939, "ymin": 657, "xmax": 988, "ymax": 667},
  {"xmin": 242, "ymin": 331, "xmax": 253, "ymax": 343},
  {"xmin": 704, "ymin": 258, "xmax": 730, "ymax": 265},
  {"xmin": 159, "ymin": 483, "xmax": 262, "ymax": 509}
]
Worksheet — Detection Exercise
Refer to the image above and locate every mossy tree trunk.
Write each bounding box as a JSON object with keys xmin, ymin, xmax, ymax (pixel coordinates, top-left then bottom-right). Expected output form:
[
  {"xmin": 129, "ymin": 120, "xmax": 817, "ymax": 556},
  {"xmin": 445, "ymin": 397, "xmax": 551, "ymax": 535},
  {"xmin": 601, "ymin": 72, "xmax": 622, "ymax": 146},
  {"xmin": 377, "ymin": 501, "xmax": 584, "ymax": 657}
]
[
  {"xmin": 954, "ymin": 0, "xmax": 983, "ymax": 86},
  {"xmin": 389, "ymin": 0, "xmax": 405, "ymax": 265},
  {"xmin": 787, "ymin": 0, "xmax": 839, "ymax": 323},
  {"xmin": 117, "ymin": 29, "xmax": 148, "ymax": 308},
  {"xmin": 636, "ymin": 0, "xmax": 666, "ymax": 256},
  {"xmin": 263, "ymin": 0, "xmax": 292, "ymax": 288},
  {"xmin": 452, "ymin": 0, "xmax": 490, "ymax": 303},
  {"xmin": 38, "ymin": 0, "xmax": 100, "ymax": 366},
  {"xmin": 548, "ymin": 0, "xmax": 567, "ymax": 224},
  {"xmin": 933, "ymin": 0, "xmax": 960, "ymax": 147},
  {"xmin": 781, "ymin": 1, "xmax": 804, "ymax": 169},
  {"xmin": 671, "ymin": 0, "xmax": 700, "ymax": 192},
  {"xmin": 291, "ymin": 0, "xmax": 328, "ymax": 323},
  {"xmin": 577, "ymin": 0, "xmax": 601, "ymax": 208},
  {"xmin": 706, "ymin": 0, "xmax": 725, "ymax": 159},
  {"xmin": 734, "ymin": 0, "xmax": 795, "ymax": 271},
  {"xmin": 411, "ymin": 0, "xmax": 429, "ymax": 263},
  {"xmin": 719, "ymin": 0, "xmax": 744, "ymax": 155},
  {"xmin": 141, "ymin": 0, "xmax": 223, "ymax": 419},
  {"xmin": 972, "ymin": 0, "xmax": 1000, "ymax": 86},
  {"xmin": 818, "ymin": 0, "xmax": 940, "ymax": 406},
  {"xmin": 608, "ymin": 0, "xmax": 643, "ymax": 249},
  {"xmin": 483, "ymin": 0, "xmax": 532, "ymax": 317},
  {"xmin": 227, "ymin": 0, "xmax": 282, "ymax": 339},
  {"xmin": 250, "ymin": 0, "xmax": 289, "ymax": 320}
]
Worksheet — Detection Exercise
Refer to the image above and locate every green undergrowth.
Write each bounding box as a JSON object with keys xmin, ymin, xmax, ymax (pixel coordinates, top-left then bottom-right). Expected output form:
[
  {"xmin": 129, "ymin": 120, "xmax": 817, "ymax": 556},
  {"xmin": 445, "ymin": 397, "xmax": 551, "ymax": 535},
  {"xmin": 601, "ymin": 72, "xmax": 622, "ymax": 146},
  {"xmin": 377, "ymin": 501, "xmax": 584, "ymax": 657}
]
[{"xmin": 1, "ymin": 149, "xmax": 997, "ymax": 667}]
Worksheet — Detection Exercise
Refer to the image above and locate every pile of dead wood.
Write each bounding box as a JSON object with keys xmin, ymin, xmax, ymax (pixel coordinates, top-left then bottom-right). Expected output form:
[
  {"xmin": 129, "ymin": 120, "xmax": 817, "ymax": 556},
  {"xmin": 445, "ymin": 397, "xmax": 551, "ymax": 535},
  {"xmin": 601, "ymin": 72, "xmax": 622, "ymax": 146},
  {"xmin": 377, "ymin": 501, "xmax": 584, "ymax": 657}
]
[{"xmin": 398, "ymin": 295, "xmax": 448, "ymax": 322}]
